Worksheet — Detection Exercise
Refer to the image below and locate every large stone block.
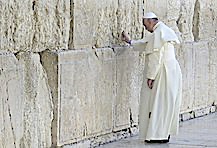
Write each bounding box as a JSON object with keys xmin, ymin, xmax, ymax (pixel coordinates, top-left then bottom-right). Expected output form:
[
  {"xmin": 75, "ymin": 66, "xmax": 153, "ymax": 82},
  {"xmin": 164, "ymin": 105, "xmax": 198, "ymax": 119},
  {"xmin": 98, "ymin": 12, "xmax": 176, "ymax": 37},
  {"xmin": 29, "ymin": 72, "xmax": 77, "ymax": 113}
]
[
  {"xmin": 31, "ymin": 0, "xmax": 71, "ymax": 51},
  {"xmin": 177, "ymin": 41, "xmax": 210, "ymax": 112},
  {"xmin": 41, "ymin": 47, "xmax": 142, "ymax": 146},
  {"xmin": 59, "ymin": 49, "xmax": 115, "ymax": 144},
  {"xmin": 0, "ymin": 1, "xmax": 34, "ymax": 52},
  {"xmin": 113, "ymin": 47, "xmax": 141, "ymax": 131},
  {"xmin": 69, "ymin": 0, "xmax": 143, "ymax": 49},
  {"xmin": 195, "ymin": 0, "xmax": 217, "ymax": 41},
  {"xmin": 16, "ymin": 52, "xmax": 53, "ymax": 148},
  {"xmin": 145, "ymin": 0, "xmax": 168, "ymax": 20},
  {"xmin": 69, "ymin": 0, "xmax": 117, "ymax": 49},
  {"xmin": 0, "ymin": 51, "xmax": 53, "ymax": 148},
  {"xmin": 0, "ymin": 51, "xmax": 24, "ymax": 148},
  {"xmin": 176, "ymin": 0, "xmax": 196, "ymax": 42},
  {"xmin": 0, "ymin": 0, "xmax": 70, "ymax": 52},
  {"xmin": 193, "ymin": 41, "xmax": 209, "ymax": 109},
  {"xmin": 176, "ymin": 43, "xmax": 195, "ymax": 112},
  {"xmin": 208, "ymin": 39, "xmax": 217, "ymax": 105},
  {"xmin": 117, "ymin": 0, "xmax": 144, "ymax": 42}
]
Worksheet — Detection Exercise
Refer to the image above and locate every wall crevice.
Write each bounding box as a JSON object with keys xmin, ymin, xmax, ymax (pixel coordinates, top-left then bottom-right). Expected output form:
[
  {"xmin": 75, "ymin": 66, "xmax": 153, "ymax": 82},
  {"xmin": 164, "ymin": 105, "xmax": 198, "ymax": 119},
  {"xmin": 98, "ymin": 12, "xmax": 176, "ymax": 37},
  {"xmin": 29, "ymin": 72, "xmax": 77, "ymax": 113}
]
[
  {"xmin": 6, "ymin": 81, "xmax": 17, "ymax": 148},
  {"xmin": 192, "ymin": 0, "xmax": 200, "ymax": 42}
]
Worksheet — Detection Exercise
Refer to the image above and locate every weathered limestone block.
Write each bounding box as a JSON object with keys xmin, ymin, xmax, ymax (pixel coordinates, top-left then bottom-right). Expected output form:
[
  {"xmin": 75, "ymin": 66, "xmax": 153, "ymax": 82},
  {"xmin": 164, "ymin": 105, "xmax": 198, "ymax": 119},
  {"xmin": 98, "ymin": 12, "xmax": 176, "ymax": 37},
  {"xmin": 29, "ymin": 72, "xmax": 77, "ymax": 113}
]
[
  {"xmin": 176, "ymin": 43, "xmax": 195, "ymax": 112},
  {"xmin": 0, "ymin": 1, "xmax": 34, "ymax": 53},
  {"xmin": 113, "ymin": 47, "xmax": 141, "ymax": 131},
  {"xmin": 41, "ymin": 49, "xmax": 114, "ymax": 146},
  {"xmin": 208, "ymin": 39, "xmax": 217, "ymax": 105},
  {"xmin": 145, "ymin": 0, "xmax": 167, "ymax": 20},
  {"xmin": 194, "ymin": 0, "xmax": 217, "ymax": 41},
  {"xmin": 117, "ymin": 0, "xmax": 143, "ymax": 42},
  {"xmin": 38, "ymin": 50, "xmax": 59, "ymax": 147},
  {"xmin": 69, "ymin": 0, "xmax": 117, "ymax": 49},
  {"xmin": 176, "ymin": 0, "xmax": 196, "ymax": 42},
  {"xmin": 70, "ymin": 0, "xmax": 143, "ymax": 49},
  {"xmin": 60, "ymin": 49, "xmax": 115, "ymax": 144},
  {"xmin": 32, "ymin": 0, "xmax": 70, "ymax": 51},
  {"xmin": 177, "ymin": 41, "xmax": 210, "ymax": 112},
  {"xmin": 166, "ymin": 0, "xmax": 183, "ymax": 37},
  {"xmin": 193, "ymin": 41, "xmax": 209, "ymax": 109},
  {"xmin": 0, "ymin": 0, "xmax": 70, "ymax": 53},
  {"xmin": 40, "ymin": 47, "xmax": 142, "ymax": 146},
  {"xmin": 16, "ymin": 52, "xmax": 53, "ymax": 148},
  {"xmin": 0, "ymin": 51, "xmax": 24, "ymax": 148}
]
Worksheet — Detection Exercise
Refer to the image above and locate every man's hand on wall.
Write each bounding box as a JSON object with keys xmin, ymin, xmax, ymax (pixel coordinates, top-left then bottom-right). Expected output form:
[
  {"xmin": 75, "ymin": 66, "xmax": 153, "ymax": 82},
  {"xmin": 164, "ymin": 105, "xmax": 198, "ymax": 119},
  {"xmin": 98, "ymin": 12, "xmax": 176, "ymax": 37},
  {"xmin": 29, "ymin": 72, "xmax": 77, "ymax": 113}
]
[{"xmin": 121, "ymin": 31, "xmax": 131, "ymax": 44}]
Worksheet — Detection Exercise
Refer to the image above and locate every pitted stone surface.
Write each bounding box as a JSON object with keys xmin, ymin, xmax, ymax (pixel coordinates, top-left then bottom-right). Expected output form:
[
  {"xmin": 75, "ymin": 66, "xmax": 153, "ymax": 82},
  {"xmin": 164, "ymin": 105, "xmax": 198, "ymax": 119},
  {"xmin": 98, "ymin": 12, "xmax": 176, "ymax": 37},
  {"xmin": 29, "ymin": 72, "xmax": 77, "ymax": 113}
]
[
  {"xmin": 196, "ymin": 0, "xmax": 217, "ymax": 41},
  {"xmin": 0, "ymin": 52, "xmax": 24, "ymax": 148},
  {"xmin": 208, "ymin": 38, "xmax": 217, "ymax": 105},
  {"xmin": 176, "ymin": 42, "xmax": 195, "ymax": 112},
  {"xmin": 0, "ymin": 0, "xmax": 70, "ymax": 52},
  {"xmin": 70, "ymin": 0, "xmax": 143, "ymax": 49},
  {"xmin": 193, "ymin": 41, "xmax": 209, "ymax": 108},
  {"xmin": 16, "ymin": 52, "xmax": 53, "ymax": 148},
  {"xmin": 41, "ymin": 48, "xmax": 143, "ymax": 146},
  {"xmin": 0, "ymin": 0, "xmax": 217, "ymax": 51},
  {"xmin": 0, "ymin": 52, "xmax": 53, "ymax": 148}
]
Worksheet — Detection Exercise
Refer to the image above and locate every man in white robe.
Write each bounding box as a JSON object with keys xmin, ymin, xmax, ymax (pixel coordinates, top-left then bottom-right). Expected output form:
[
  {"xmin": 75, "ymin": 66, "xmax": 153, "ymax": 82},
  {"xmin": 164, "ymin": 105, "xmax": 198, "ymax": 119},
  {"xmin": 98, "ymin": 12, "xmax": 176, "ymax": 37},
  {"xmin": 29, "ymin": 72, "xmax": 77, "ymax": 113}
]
[{"xmin": 122, "ymin": 12, "xmax": 182, "ymax": 143}]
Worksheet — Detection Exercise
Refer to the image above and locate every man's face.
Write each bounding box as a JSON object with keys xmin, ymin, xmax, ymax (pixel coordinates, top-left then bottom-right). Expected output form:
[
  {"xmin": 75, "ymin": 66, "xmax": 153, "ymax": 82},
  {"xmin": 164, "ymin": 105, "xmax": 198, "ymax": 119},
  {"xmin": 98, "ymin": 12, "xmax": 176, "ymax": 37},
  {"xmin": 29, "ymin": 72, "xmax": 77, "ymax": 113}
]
[{"xmin": 142, "ymin": 18, "xmax": 153, "ymax": 33}]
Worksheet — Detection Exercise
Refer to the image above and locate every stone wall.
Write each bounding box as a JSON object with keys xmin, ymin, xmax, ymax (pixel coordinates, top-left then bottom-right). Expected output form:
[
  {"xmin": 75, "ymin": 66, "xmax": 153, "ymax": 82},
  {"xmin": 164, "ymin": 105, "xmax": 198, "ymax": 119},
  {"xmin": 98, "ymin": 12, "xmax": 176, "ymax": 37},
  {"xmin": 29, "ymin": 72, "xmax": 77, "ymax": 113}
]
[
  {"xmin": 0, "ymin": 0, "xmax": 217, "ymax": 147},
  {"xmin": 0, "ymin": 52, "xmax": 53, "ymax": 147},
  {"xmin": 40, "ymin": 48, "xmax": 143, "ymax": 146}
]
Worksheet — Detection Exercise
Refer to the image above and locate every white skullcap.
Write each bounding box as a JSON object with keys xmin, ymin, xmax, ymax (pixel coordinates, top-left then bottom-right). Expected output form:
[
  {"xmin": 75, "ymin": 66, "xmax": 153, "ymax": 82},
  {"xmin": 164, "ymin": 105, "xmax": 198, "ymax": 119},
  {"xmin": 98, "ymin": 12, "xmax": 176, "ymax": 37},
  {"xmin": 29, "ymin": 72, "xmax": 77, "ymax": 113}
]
[{"xmin": 143, "ymin": 12, "xmax": 157, "ymax": 19}]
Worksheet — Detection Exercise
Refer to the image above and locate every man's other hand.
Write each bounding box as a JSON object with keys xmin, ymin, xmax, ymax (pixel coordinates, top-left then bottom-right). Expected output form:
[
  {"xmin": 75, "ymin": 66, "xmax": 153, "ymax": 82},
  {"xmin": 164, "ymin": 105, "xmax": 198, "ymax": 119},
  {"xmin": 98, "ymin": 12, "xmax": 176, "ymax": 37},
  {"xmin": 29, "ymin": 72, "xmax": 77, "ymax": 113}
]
[{"xmin": 147, "ymin": 79, "xmax": 154, "ymax": 89}]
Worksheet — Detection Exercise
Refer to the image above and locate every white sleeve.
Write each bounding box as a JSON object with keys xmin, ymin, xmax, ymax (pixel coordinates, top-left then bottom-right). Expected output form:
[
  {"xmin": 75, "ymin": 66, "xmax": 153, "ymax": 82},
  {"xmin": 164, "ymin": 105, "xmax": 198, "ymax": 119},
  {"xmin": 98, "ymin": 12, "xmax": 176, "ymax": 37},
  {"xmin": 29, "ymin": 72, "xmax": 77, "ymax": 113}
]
[
  {"xmin": 146, "ymin": 50, "xmax": 162, "ymax": 80},
  {"xmin": 131, "ymin": 39, "xmax": 148, "ymax": 52}
]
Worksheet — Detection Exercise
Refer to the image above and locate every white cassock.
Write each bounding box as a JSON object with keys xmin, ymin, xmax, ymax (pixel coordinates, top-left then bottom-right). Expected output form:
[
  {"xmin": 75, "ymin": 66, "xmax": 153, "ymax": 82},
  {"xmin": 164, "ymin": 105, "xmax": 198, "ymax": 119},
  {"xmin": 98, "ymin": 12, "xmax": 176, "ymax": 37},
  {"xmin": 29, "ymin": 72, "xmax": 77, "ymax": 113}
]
[{"xmin": 131, "ymin": 21, "xmax": 182, "ymax": 140}]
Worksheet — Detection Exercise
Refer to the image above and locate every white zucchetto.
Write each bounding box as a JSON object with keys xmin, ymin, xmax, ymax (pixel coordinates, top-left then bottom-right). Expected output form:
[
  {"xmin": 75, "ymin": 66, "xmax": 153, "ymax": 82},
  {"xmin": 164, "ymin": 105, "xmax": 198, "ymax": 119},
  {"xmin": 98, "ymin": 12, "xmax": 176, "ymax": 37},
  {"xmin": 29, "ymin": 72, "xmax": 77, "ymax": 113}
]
[{"xmin": 143, "ymin": 12, "xmax": 158, "ymax": 19}]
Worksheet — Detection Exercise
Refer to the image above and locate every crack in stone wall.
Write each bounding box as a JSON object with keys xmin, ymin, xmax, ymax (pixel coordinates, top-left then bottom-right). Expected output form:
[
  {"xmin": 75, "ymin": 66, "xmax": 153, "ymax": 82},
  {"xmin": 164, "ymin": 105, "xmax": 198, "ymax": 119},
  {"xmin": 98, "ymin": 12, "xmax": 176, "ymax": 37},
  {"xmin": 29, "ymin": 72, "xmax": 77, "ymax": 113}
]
[
  {"xmin": 39, "ymin": 50, "xmax": 58, "ymax": 147},
  {"xmin": 5, "ymin": 80, "xmax": 17, "ymax": 148},
  {"xmin": 0, "ymin": 52, "xmax": 24, "ymax": 148},
  {"xmin": 192, "ymin": 0, "xmax": 200, "ymax": 42},
  {"xmin": 68, "ymin": 0, "xmax": 74, "ymax": 49}
]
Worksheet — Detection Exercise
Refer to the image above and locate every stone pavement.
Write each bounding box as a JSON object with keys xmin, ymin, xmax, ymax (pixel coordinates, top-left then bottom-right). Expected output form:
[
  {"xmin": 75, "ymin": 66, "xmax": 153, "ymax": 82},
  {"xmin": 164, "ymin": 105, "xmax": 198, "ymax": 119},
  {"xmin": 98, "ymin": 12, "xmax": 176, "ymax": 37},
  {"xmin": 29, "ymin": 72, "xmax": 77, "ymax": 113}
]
[{"xmin": 100, "ymin": 112, "xmax": 217, "ymax": 148}]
